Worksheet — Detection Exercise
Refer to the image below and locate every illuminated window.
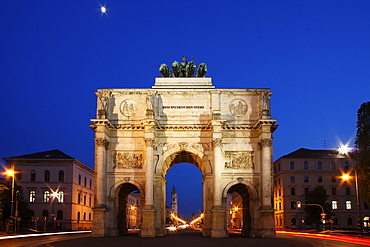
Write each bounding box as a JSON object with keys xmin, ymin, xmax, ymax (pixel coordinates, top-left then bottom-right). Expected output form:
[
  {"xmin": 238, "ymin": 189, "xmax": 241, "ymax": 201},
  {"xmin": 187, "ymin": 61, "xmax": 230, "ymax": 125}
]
[
  {"xmin": 29, "ymin": 190, "xmax": 36, "ymax": 203},
  {"xmin": 43, "ymin": 190, "xmax": 50, "ymax": 203},
  {"xmin": 290, "ymin": 161, "xmax": 295, "ymax": 169},
  {"xmin": 59, "ymin": 191, "xmax": 64, "ymax": 203},
  {"xmin": 332, "ymin": 200, "xmax": 338, "ymax": 210},
  {"xmin": 346, "ymin": 200, "xmax": 352, "ymax": 210}
]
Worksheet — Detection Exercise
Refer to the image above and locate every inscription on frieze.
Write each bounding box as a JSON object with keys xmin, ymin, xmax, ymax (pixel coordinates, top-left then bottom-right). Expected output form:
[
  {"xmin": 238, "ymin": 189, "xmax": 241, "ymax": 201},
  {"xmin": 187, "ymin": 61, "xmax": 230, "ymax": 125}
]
[
  {"xmin": 225, "ymin": 151, "xmax": 254, "ymax": 169},
  {"xmin": 113, "ymin": 152, "xmax": 143, "ymax": 169}
]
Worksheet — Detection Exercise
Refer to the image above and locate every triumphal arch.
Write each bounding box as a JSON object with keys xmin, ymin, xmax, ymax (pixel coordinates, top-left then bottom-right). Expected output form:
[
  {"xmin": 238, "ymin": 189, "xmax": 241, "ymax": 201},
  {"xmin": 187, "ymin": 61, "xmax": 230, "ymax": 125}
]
[{"xmin": 90, "ymin": 60, "xmax": 277, "ymax": 238}]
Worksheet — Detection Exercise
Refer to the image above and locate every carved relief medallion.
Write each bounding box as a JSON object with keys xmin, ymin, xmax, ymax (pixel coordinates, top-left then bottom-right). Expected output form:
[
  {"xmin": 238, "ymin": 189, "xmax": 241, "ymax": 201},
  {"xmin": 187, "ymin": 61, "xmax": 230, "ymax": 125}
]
[
  {"xmin": 113, "ymin": 152, "xmax": 143, "ymax": 169},
  {"xmin": 225, "ymin": 151, "xmax": 254, "ymax": 169},
  {"xmin": 229, "ymin": 99, "xmax": 248, "ymax": 116},
  {"xmin": 120, "ymin": 99, "xmax": 137, "ymax": 116}
]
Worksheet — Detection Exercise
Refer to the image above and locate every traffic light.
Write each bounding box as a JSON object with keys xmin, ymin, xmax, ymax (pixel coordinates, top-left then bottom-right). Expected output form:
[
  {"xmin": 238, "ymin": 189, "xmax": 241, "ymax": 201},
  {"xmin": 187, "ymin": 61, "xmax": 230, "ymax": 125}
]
[{"xmin": 296, "ymin": 201, "xmax": 301, "ymax": 208}]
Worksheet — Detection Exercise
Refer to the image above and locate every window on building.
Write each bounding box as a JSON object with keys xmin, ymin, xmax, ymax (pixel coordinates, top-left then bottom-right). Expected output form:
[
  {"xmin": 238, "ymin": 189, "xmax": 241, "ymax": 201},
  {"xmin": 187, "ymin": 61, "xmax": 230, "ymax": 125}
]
[
  {"xmin": 304, "ymin": 188, "xmax": 309, "ymax": 195},
  {"xmin": 290, "ymin": 161, "xmax": 295, "ymax": 169},
  {"xmin": 332, "ymin": 200, "xmax": 338, "ymax": 209},
  {"xmin": 58, "ymin": 171, "xmax": 64, "ymax": 182},
  {"xmin": 89, "ymin": 196, "xmax": 92, "ymax": 206},
  {"xmin": 43, "ymin": 190, "xmax": 50, "ymax": 203},
  {"xmin": 43, "ymin": 210, "xmax": 49, "ymax": 220},
  {"xmin": 304, "ymin": 176, "xmax": 309, "ymax": 182},
  {"xmin": 59, "ymin": 191, "xmax": 64, "ymax": 203},
  {"xmin": 346, "ymin": 187, "xmax": 351, "ymax": 195},
  {"xmin": 291, "ymin": 187, "xmax": 296, "ymax": 195},
  {"xmin": 83, "ymin": 212, "xmax": 86, "ymax": 221},
  {"xmin": 344, "ymin": 161, "xmax": 349, "ymax": 172},
  {"xmin": 279, "ymin": 202, "xmax": 282, "ymax": 210},
  {"xmin": 90, "ymin": 179, "xmax": 92, "ymax": 189},
  {"xmin": 346, "ymin": 200, "xmax": 352, "ymax": 210},
  {"xmin": 57, "ymin": 210, "xmax": 63, "ymax": 220},
  {"xmin": 304, "ymin": 161, "xmax": 308, "ymax": 170},
  {"xmin": 365, "ymin": 202, "xmax": 369, "ymax": 210},
  {"xmin": 16, "ymin": 170, "xmax": 22, "ymax": 181},
  {"xmin": 84, "ymin": 177, "xmax": 87, "ymax": 187},
  {"xmin": 331, "ymin": 161, "xmax": 335, "ymax": 169},
  {"xmin": 29, "ymin": 190, "xmax": 36, "ymax": 203},
  {"xmin": 44, "ymin": 170, "xmax": 50, "ymax": 182},
  {"xmin": 78, "ymin": 174, "xmax": 81, "ymax": 185},
  {"xmin": 84, "ymin": 195, "xmax": 86, "ymax": 205},
  {"xmin": 317, "ymin": 161, "xmax": 322, "ymax": 170},
  {"xmin": 89, "ymin": 213, "xmax": 91, "ymax": 221},
  {"xmin": 291, "ymin": 218, "xmax": 296, "ymax": 225},
  {"xmin": 278, "ymin": 163, "xmax": 281, "ymax": 172},
  {"xmin": 30, "ymin": 170, "xmax": 36, "ymax": 182},
  {"xmin": 290, "ymin": 176, "xmax": 295, "ymax": 183},
  {"xmin": 332, "ymin": 187, "xmax": 337, "ymax": 195},
  {"xmin": 291, "ymin": 201, "xmax": 296, "ymax": 209},
  {"xmin": 318, "ymin": 176, "xmax": 322, "ymax": 182},
  {"xmin": 77, "ymin": 212, "xmax": 80, "ymax": 222},
  {"xmin": 348, "ymin": 217, "xmax": 353, "ymax": 225},
  {"xmin": 78, "ymin": 192, "xmax": 81, "ymax": 204},
  {"xmin": 331, "ymin": 176, "xmax": 336, "ymax": 182}
]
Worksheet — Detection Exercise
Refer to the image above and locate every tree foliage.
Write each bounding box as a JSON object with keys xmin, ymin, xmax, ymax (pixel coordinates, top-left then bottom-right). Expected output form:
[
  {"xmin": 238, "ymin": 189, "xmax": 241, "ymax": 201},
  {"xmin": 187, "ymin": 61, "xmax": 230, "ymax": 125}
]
[
  {"xmin": 0, "ymin": 180, "xmax": 32, "ymax": 221},
  {"xmin": 304, "ymin": 186, "xmax": 331, "ymax": 228},
  {"xmin": 355, "ymin": 101, "xmax": 370, "ymax": 205}
]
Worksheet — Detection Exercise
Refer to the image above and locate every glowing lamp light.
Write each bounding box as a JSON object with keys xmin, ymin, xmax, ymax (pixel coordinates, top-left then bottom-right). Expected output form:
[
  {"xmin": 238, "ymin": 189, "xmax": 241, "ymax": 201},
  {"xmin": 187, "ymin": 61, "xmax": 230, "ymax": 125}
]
[
  {"xmin": 130, "ymin": 205, "xmax": 135, "ymax": 210},
  {"xmin": 101, "ymin": 6, "xmax": 107, "ymax": 13},
  {"xmin": 6, "ymin": 169, "xmax": 15, "ymax": 176},
  {"xmin": 338, "ymin": 144, "xmax": 350, "ymax": 155},
  {"xmin": 342, "ymin": 174, "xmax": 350, "ymax": 181}
]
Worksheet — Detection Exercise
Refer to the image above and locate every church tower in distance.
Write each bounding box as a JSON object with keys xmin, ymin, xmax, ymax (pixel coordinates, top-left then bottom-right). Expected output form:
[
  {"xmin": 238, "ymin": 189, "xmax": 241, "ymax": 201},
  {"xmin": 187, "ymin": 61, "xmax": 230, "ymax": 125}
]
[{"xmin": 171, "ymin": 186, "xmax": 178, "ymax": 215}]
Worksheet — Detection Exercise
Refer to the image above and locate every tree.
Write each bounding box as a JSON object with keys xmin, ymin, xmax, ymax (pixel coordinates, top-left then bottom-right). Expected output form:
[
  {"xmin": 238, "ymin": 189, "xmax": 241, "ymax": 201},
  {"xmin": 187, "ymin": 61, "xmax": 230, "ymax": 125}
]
[
  {"xmin": 0, "ymin": 180, "xmax": 33, "ymax": 222},
  {"xmin": 355, "ymin": 101, "xmax": 370, "ymax": 205},
  {"xmin": 304, "ymin": 186, "xmax": 331, "ymax": 229}
]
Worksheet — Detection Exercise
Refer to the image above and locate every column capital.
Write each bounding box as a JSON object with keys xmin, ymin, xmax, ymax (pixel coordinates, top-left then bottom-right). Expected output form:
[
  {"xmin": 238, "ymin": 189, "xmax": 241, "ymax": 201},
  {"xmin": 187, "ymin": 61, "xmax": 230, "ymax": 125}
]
[
  {"xmin": 95, "ymin": 138, "xmax": 109, "ymax": 149},
  {"xmin": 144, "ymin": 138, "xmax": 155, "ymax": 148},
  {"xmin": 212, "ymin": 138, "xmax": 223, "ymax": 148},
  {"xmin": 258, "ymin": 138, "xmax": 272, "ymax": 149}
]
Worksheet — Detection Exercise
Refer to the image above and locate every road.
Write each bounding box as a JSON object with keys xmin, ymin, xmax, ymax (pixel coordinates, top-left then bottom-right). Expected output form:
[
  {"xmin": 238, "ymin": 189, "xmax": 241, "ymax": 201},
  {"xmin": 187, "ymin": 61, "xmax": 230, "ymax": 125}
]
[{"xmin": 1, "ymin": 229, "xmax": 369, "ymax": 247}]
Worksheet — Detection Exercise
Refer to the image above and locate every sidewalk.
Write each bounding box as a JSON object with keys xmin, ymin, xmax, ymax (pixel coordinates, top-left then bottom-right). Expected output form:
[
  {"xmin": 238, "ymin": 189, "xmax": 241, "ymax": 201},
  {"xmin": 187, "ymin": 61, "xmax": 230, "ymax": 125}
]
[{"xmin": 50, "ymin": 229, "xmax": 312, "ymax": 247}]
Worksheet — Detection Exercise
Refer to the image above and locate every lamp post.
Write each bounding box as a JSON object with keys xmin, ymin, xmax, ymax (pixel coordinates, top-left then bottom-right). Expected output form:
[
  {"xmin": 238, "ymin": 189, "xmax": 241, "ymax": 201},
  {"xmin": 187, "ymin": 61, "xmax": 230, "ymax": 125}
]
[
  {"xmin": 339, "ymin": 144, "xmax": 362, "ymax": 232},
  {"xmin": 51, "ymin": 190, "xmax": 59, "ymax": 231},
  {"xmin": 6, "ymin": 169, "xmax": 15, "ymax": 220}
]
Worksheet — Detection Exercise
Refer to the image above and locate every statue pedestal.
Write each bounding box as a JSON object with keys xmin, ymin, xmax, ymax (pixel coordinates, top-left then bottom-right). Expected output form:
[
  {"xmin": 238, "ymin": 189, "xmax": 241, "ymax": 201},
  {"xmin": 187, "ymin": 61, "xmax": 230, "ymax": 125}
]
[
  {"xmin": 141, "ymin": 206, "xmax": 156, "ymax": 237},
  {"xmin": 153, "ymin": 78, "xmax": 215, "ymax": 89}
]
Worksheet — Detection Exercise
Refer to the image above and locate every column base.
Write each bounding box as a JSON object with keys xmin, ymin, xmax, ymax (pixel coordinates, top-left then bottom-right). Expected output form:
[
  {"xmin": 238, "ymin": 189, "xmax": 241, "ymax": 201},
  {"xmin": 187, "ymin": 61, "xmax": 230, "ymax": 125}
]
[
  {"xmin": 210, "ymin": 206, "xmax": 228, "ymax": 238},
  {"xmin": 141, "ymin": 206, "xmax": 156, "ymax": 237},
  {"xmin": 251, "ymin": 208, "xmax": 276, "ymax": 238},
  {"xmin": 92, "ymin": 205, "xmax": 111, "ymax": 237}
]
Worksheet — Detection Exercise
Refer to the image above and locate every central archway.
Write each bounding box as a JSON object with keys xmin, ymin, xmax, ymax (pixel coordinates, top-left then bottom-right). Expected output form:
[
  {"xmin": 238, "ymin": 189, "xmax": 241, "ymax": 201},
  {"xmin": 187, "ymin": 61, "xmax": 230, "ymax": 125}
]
[{"xmin": 154, "ymin": 149, "xmax": 213, "ymax": 236}]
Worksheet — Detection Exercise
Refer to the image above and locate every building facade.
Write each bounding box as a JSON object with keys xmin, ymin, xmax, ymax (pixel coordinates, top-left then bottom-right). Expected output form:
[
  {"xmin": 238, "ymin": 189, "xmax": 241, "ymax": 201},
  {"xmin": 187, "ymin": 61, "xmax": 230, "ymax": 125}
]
[
  {"xmin": 3, "ymin": 150, "xmax": 95, "ymax": 230},
  {"xmin": 274, "ymin": 148, "xmax": 370, "ymax": 230},
  {"xmin": 91, "ymin": 77, "xmax": 278, "ymax": 238}
]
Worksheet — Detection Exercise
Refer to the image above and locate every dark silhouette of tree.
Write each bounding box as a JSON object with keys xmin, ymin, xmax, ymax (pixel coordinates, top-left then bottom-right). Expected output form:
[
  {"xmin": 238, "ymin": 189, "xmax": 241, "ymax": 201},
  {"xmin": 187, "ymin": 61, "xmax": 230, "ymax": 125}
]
[
  {"xmin": 0, "ymin": 180, "xmax": 33, "ymax": 222},
  {"xmin": 355, "ymin": 101, "xmax": 370, "ymax": 205},
  {"xmin": 304, "ymin": 186, "xmax": 331, "ymax": 229}
]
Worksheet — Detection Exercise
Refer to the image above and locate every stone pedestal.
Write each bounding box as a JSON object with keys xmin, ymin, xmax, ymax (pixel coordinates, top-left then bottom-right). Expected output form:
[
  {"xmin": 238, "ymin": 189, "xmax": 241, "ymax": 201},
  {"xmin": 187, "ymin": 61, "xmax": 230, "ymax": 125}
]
[
  {"xmin": 92, "ymin": 206, "xmax": 110, "ymax": 237},
  {"xmin": 210, "ymin": 206, "xmax": 228, "ymax": 238},
  {"xmin": 141, "ymin": 206, "xmax": 156, "ymax": 237},
  {"xmin": 251, "ymin": 208, "xmax": 276, "ymax": 238}
]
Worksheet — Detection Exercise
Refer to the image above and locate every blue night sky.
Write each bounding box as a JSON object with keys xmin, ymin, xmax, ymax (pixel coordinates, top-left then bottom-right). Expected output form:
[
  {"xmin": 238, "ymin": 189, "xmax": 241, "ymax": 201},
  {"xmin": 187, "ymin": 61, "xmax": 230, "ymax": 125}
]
[{"xmin": 1, "ymin": 1, "xmax": 369, "ymax": 219}]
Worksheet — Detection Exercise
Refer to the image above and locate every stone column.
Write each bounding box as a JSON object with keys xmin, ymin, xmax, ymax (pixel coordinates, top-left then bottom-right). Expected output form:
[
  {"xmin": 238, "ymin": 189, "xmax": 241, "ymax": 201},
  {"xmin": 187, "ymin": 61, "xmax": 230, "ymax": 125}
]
[
  {"xmin": 92, "ymin": 137, "xmax": 110, "ymax": 237},
  {"xmin": 211, "ymin": 138, "xmax": 228, "ymax": 238},
  {"xmin": 141, "ymin": 138, "xmax": 156, "ymax": 237},
  {"xmin": 257, "ymin": 136, "xmax": 276, "ymax": 238}
]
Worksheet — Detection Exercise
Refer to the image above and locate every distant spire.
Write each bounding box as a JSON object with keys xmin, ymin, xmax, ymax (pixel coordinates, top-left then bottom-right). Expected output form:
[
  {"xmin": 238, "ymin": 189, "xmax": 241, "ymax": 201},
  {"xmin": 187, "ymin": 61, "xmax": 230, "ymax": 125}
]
[{"xmin": 171, "ymin": 185, "xmax": 177, "ymax": 194}]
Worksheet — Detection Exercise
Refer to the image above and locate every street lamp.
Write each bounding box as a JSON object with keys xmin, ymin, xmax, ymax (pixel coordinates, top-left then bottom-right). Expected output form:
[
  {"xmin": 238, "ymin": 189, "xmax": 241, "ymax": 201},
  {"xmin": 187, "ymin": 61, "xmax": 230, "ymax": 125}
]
[
  {"xmin": 6, "ymin": 169, "xmax": 15, "ymax": 220},
  {"xmin": 51, "ymin": 190, "xmax": 59, "ymax": 231},
  {"xmin": 339, "ymin": 144, "xmax": 362, "ymax": 231}
]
